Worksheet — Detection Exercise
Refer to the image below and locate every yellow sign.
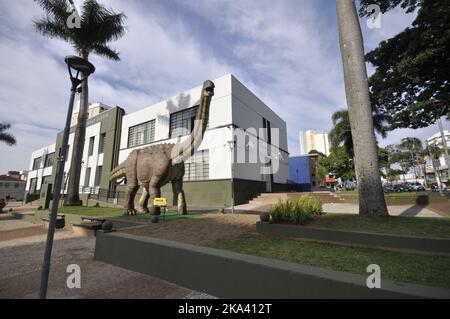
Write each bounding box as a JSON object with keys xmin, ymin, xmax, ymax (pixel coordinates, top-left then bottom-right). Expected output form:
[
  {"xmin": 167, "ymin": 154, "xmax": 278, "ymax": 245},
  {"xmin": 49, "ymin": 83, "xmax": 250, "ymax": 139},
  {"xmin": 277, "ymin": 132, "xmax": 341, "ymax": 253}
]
[{"xmin": 153, "ymin": 197, "xmax": 167, "ymax": 207}]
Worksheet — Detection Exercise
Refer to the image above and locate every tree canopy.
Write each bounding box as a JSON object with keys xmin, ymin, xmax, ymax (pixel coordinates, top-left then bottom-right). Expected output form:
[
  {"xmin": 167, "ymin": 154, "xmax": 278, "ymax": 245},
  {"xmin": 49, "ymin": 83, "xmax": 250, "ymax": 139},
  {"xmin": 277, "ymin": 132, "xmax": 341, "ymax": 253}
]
[{"xmin": 360, "ymin": 0, "xmax": 449, "ymax": 129}]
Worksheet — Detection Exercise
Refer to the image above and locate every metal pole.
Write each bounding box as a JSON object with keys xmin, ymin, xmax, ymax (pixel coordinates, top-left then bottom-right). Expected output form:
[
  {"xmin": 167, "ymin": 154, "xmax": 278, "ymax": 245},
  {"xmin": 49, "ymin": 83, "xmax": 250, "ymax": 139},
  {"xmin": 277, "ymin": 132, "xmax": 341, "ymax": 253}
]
[
  {"xmin": 437, "ymin": 117, "xmax": 450, "ymax": 182},
  {"xmin": 39, "ymin": 81, "xmax": 78, "ymax": 299}
]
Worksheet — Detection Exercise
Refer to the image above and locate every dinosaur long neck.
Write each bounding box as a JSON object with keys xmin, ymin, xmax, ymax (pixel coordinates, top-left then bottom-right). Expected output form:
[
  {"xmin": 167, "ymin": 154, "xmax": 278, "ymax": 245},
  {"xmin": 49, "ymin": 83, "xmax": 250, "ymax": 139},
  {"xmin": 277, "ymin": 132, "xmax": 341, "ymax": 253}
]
[{"xmin": 172, "ymin": 90, "xmax": 212, "ymax": 163}]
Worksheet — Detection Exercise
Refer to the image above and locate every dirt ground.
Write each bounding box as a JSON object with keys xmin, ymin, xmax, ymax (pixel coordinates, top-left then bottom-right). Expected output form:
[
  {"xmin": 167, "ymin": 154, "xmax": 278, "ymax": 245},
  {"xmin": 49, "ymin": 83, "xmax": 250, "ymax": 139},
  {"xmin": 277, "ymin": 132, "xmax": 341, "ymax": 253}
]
[
  {"xmin": 0, "ymin": 214, "xmax": 211, "ymax": 299},
  {"xmin": 122, "ymin": 213, "xmax": 260, "ymax": 246}
]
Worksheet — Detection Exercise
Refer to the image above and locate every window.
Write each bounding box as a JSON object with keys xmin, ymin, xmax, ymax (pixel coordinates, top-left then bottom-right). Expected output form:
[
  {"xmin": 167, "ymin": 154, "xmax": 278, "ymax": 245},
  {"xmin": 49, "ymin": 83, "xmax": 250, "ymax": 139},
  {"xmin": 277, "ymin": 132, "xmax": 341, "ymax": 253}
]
[
  {"xmin": 29, "ymin": 178, "xmax": 37, "ymax": 193},
  {"xmin": 44, "ymin": 152, "xmax": 55, "ymax": 168},
  {"xmin": 0, "ymin": 182, "xmax": 3, "ymax": 187},
  {"xmin": 84, "ymin": 168, "xmax": 91, "ymax": 187},
  {"xmin": 169, "ymin": 106, "xmax": 199, "ymax": 138},
  {"xmin": 4, "ymin": 183, "xmax": 10, "ymax": 188},
  {"xmin": 128, "ymin": 120, "xmax": 155, "ymax": 148},
  {"xmin": 32, "ymin": 157, "xmax": 41, "ymax": 170},
  {"xmin": 88, "ymin": 136, "xmax": 95, "ymax": 156},
  {"xmin": 98, "ymin": 133, "xmax": 106, "ymax": 154},
  {"xmin": 94, "ymin": 166, "xmax": 102, "ymax": 186},
  {"xmin": 14, "ymin": 183, "xmax": 19, "ymax": 189},
  {"xmin": 184, "ymin": 150, "xmax": 209, "ymax": 181}
]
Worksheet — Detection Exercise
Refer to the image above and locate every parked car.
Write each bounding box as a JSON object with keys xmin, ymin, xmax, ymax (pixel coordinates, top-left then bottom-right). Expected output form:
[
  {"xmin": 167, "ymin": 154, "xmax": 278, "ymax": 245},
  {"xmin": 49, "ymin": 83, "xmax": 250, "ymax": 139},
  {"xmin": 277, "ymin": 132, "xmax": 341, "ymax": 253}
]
[{"xmin": 408, "ymin": 182, "xmax": 426, "ymax": 192}]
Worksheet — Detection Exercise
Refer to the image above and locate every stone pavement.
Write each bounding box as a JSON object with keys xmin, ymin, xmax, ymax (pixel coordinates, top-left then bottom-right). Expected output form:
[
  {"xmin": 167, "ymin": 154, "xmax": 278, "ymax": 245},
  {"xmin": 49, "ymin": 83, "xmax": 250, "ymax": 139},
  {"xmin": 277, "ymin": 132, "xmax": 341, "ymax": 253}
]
[
  {"xmin": 323, "ymin": 203, "xmax": 442, "ymax": 217},
  {"xmin": 0, "ymin": 215, "xmax": 210, "ymax": 299}
]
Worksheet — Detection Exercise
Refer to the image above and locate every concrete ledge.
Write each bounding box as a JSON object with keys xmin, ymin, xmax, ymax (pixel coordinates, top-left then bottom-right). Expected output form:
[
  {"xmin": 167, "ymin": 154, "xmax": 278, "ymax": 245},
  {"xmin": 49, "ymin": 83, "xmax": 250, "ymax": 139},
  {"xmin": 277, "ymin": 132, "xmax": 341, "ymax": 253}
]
[
  {"xmin": 256, "ymin": 222, "xmax": 450, "ymax": 255},
  {"xmin": 94, "ymin": 231, "xmax": 450, "ymax": 299}
]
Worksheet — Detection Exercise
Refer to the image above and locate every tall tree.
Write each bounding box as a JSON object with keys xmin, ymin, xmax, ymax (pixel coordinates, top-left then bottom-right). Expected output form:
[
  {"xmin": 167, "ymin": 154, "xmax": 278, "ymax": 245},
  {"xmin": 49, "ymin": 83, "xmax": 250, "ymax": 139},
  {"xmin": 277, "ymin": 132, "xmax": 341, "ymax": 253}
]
[
  {"xmin": 330, "ymin": 109, "xmax": 387, "ymax": 157},
  {"xmin": 0, "ymin": 122, "xmax": 16, "ymax": 146},
  {"xmin": 360, "ymin": 0, "xmax": 449, "ymax": 129},
  {"xmin": 336, "ymin": 0, "xmax": 388, "ymax": 216},
  {"xmin": 34, "ymin": 0, "xmax": 126, "ymax": 205}
]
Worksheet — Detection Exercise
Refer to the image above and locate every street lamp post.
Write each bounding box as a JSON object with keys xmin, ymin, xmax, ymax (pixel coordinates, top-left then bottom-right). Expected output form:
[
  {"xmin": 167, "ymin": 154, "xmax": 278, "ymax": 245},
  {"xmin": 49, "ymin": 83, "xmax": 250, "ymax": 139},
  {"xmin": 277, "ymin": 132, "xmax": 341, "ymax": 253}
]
[{"xmin": 39, "ymin": 56, "xmax": 95, "ymax": 299}]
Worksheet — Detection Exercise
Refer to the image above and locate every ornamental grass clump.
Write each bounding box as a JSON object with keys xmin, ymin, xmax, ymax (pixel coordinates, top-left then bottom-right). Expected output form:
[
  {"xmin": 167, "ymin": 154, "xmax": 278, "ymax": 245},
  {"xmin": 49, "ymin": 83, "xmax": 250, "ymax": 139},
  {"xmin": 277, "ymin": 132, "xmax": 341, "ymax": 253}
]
[{"xmin": 270, "ymin": 195, "xmax": 323, "ymax": 225}]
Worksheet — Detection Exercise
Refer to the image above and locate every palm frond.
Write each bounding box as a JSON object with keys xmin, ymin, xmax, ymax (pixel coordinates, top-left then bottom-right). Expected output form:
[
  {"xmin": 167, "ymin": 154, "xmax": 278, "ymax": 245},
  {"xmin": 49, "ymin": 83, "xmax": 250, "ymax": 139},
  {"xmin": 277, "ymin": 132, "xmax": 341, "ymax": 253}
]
[{"xmin": 91, "ymin": 44, "xmax": 120, "ymax": 61}]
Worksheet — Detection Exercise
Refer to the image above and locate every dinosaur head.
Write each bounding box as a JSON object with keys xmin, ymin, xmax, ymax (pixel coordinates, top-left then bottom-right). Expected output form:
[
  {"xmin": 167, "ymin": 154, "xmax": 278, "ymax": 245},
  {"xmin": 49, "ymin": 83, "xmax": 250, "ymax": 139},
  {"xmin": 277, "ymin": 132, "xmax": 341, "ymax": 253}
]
[{"xmin": 202, "ymin": 80, "xmax": 215, "ymax": 98}]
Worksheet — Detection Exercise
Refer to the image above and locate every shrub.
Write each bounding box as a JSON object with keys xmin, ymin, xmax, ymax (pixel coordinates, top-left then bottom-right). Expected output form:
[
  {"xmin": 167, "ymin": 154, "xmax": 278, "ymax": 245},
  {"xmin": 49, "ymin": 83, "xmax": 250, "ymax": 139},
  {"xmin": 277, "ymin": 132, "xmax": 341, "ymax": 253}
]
[
  {"xmin": 0, "ymin": 198, "xmax": 5, "ymax": 213},
  {"xmin": 270, "ymin": 195, "xmax": 323, "ymax": 225}
]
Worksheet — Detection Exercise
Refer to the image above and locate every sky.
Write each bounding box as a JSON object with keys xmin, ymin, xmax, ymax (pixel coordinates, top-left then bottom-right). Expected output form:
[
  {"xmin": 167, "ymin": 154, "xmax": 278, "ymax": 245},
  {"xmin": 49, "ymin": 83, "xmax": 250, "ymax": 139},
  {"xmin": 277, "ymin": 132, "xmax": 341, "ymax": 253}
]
[{"xmin": 0, "ymin": 0, "xmax": 448, "ymax": 173}]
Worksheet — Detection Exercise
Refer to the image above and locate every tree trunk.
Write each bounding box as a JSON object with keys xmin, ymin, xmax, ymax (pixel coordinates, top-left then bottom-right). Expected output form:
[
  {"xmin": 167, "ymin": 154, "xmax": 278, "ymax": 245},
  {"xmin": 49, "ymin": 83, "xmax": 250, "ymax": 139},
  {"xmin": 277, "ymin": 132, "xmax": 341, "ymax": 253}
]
[
  {"xmin": 336, "ymin": 0, "xmax": 388, "ymax": 216},
  {"xmin": 64, "ymin": 53, "xmax": 89, "ymax": 206}
]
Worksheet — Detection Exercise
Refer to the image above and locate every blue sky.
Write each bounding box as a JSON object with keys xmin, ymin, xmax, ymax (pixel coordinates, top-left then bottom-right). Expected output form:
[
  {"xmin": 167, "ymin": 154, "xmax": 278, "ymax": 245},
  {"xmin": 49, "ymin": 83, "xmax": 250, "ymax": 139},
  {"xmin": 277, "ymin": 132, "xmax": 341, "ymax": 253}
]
[{"xmin": 0, "ymin": 0, "xmax": 448, "ymax": 173}]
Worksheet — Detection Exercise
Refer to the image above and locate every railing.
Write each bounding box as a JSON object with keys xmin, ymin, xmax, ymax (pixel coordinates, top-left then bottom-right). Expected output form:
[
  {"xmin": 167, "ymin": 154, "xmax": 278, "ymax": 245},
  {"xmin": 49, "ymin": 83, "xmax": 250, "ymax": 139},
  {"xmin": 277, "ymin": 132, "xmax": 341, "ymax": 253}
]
[{"xmin": 82, "ymin": 187, "xmax": 126, "ymax": 205}]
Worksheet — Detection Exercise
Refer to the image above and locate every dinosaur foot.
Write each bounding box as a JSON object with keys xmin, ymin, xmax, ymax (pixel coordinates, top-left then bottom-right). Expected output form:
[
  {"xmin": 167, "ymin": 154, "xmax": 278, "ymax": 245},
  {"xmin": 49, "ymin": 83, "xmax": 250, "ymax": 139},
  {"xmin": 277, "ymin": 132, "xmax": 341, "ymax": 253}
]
[
  {"xmin": 140, "ymin": 208, "xmax": 150, "ymax": 214},
  {"xmin": 124, "ymin": 209, "xmax": 137, "ymax": 216}
]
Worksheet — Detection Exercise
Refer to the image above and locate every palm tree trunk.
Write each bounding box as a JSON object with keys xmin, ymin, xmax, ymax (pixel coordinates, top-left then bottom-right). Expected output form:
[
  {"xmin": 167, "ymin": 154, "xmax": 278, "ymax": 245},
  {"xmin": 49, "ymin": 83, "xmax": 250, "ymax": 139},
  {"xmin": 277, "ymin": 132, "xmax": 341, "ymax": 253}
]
[
  {"xmin": 336, "ymin": 0, "xmax": 388, "ymax": 216},
  {"xmin": 65, "ymin": 53, "xmax": 89, "ymax": 206}
]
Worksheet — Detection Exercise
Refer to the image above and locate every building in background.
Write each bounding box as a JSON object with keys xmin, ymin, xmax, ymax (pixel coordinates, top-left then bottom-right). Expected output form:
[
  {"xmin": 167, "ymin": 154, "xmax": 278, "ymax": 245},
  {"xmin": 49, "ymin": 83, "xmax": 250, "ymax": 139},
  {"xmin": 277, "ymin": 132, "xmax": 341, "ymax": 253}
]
[
  {"xmin": 425, "ymin": 130, "xmax": 450, "ymax": 184},
  {"xmin": 289, "ymin": 155, "xmax": 316, "ymax": 192},
  {"xmin": 0, "ymin": 172, "xmax": 27, "ymax": 200},
  {"xmin": 299, "ymin": 130, "xmax": 330, "ymax": 156},
  {"xmin": 25, "ymin": 74, "xmax": 289, "ymax": 208}
]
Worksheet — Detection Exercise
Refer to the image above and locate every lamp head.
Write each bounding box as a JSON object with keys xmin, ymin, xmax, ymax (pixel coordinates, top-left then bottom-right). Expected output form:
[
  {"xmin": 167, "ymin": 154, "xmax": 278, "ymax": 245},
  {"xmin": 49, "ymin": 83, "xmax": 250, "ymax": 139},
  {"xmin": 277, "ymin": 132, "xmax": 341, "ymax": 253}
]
[{"xmin": 65, "ymin": 56, "xmax": 96, "ymax": 77}]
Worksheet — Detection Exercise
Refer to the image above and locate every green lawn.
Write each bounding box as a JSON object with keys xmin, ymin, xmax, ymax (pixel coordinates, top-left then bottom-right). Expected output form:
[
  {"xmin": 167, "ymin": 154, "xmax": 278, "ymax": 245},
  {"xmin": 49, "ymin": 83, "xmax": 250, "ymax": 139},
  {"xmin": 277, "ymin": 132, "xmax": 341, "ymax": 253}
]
[
  {"xmin": 45, "ymin": 206, "xmax": 124, "ymax": 217},
  {"xmin": 306, "ymin": 214, "xmax": 450, "ymax": 238},
  {"xmin": 214, "ymin": 236, "xmax": 450, "ymax": 289}
]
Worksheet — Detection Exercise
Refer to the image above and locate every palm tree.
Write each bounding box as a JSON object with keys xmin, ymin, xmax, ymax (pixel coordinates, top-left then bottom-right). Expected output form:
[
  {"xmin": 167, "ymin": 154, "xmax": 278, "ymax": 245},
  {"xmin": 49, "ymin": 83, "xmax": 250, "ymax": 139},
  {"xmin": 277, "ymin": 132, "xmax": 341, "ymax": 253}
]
[
  {"xmin": 34, "ymin": 0, "xmax": 126, "ymax": 205},
  {"xmin": 0, "ymin": 122, "xmax": 17, "ymax": 146},
  {"xmin": 330, "ymin": 109, "xmax": 387, "ymax": 157},
  {"xmin": 398, "ymin": 137, "xmax": 424, "ymax": 181},
  {"xmin": 336, "ymin": 0, "xmax": 388, "ymax": 216}
]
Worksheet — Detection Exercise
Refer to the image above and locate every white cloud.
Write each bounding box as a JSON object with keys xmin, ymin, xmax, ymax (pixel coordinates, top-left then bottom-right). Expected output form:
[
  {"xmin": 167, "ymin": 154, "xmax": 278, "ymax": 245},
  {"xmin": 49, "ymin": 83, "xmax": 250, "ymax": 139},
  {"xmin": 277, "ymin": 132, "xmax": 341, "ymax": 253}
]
[{"xmin": 0, "ymin": 0, "xmax": 444, "ymax": 174}]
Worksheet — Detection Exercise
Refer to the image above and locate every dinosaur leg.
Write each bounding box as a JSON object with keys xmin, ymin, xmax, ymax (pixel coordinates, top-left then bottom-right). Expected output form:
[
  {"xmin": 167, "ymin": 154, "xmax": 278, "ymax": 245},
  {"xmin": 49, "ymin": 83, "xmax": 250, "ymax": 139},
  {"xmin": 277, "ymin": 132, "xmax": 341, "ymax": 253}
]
[
  {"xmin": 149, "ymin": 177, "xmax": 161, "ymax": 216},
  {"xmin": 172, "ymin": 179, "xmax": 187, "ymax": 215},
  {"xmin": 138, "ymin": 183, "xmax": 150, "ymax": 214},
  {"xmin": 125, "ymin": 184, "xmax": 139, "ymax": 216}
]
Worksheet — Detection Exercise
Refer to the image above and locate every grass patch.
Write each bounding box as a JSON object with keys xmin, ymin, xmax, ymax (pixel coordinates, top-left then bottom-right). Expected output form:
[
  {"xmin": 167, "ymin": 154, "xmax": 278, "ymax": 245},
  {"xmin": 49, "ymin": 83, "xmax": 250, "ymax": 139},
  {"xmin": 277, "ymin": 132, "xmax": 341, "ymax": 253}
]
[
  {"xmin": 127, "ymin": 211, "xmax": 199, "ymax": 221},
  {"xmin": 45, "ymin": 206, "xmax": 124, "ymax": 217},
  {"xmin": 214, "ymin": 236, "xmax": 450, "ymax": 289},
  {"xmin": 306, "ymin": 214, "xmax": 450, "ymax": 238}
]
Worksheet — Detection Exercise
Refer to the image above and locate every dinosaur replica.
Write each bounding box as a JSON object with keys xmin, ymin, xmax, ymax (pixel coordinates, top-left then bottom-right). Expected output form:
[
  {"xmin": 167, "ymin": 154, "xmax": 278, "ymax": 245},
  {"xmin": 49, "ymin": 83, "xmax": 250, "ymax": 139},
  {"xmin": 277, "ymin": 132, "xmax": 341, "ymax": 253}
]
[{"xmin": 109, "ymin": 80, "xmax": 215, "ymax": 216}]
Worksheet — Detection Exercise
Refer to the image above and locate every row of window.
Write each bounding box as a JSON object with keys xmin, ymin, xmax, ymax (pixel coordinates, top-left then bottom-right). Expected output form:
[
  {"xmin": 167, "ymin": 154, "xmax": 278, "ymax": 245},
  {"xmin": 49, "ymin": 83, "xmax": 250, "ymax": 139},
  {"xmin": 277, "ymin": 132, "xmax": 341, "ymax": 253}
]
[
  {"xmin": 84, "ymin": 166, "xmax": 103, "ymax": 187},
  {"xmin": 31, "ymin": 132, "xmax": 106, "ymax": 171},
  {"xmin": 0, "ymin": 182, "xmax": 21, "ymax": 189},
  {"xmin": 32, "ymin": 152, "xmax": 55, "ymax": 170},
  {"xmin": 127, "ymin": 106, "xmax": 204, "ymax": 148},
  {"xmin": 88, "ymin": 133, "xmax": 106, "ymax": 156}
]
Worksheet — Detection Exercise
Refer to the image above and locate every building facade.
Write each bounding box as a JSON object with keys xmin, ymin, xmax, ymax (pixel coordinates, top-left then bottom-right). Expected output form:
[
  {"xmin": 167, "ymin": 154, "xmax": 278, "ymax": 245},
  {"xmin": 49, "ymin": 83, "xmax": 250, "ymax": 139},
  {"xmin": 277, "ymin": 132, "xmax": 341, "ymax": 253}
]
[
  {"xmin": 117, "ymin": 74, "xmax": 289, "ymax": 207},
  {"xmin": 425, "ymin": 130, "xmax": 450, "ymax": 184},
  {"xmin": 0, "ymin": 172, "xmax": 27, "ymax": 200},
  {"xmin": 26, "ymin": 74, "xmax": 289, "ymax": 208},
  {"xmin": 299, "ymin": 130, "xmax": 330, "ymax": 156},
  {"xmin": 26, "ymin": 144, "xmax": 56, "ymax": 196}
]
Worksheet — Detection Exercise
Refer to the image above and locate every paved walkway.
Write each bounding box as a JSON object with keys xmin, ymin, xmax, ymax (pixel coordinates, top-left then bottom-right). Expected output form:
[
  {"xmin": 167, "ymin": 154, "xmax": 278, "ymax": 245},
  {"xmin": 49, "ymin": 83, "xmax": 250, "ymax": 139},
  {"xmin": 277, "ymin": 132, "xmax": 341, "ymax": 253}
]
[
  {"xmin": 227, "ymin": 202, "xmax": 442, "ymax": 217},
  {"xmin": 0, "ymin": 216, "xmax": 209, "ymax": 299},
  {"xmin": 323, "ymin": 203, "xmax": 441, "ymax": 217}
]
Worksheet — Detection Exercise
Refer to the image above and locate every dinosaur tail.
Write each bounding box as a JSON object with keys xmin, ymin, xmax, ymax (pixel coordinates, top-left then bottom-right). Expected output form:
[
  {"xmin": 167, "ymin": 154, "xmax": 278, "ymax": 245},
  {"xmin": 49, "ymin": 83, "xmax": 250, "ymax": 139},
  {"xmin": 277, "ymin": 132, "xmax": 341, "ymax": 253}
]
[{"xmin": 109, "ymin": 163, "xmax": 126, "ymax": 182}]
